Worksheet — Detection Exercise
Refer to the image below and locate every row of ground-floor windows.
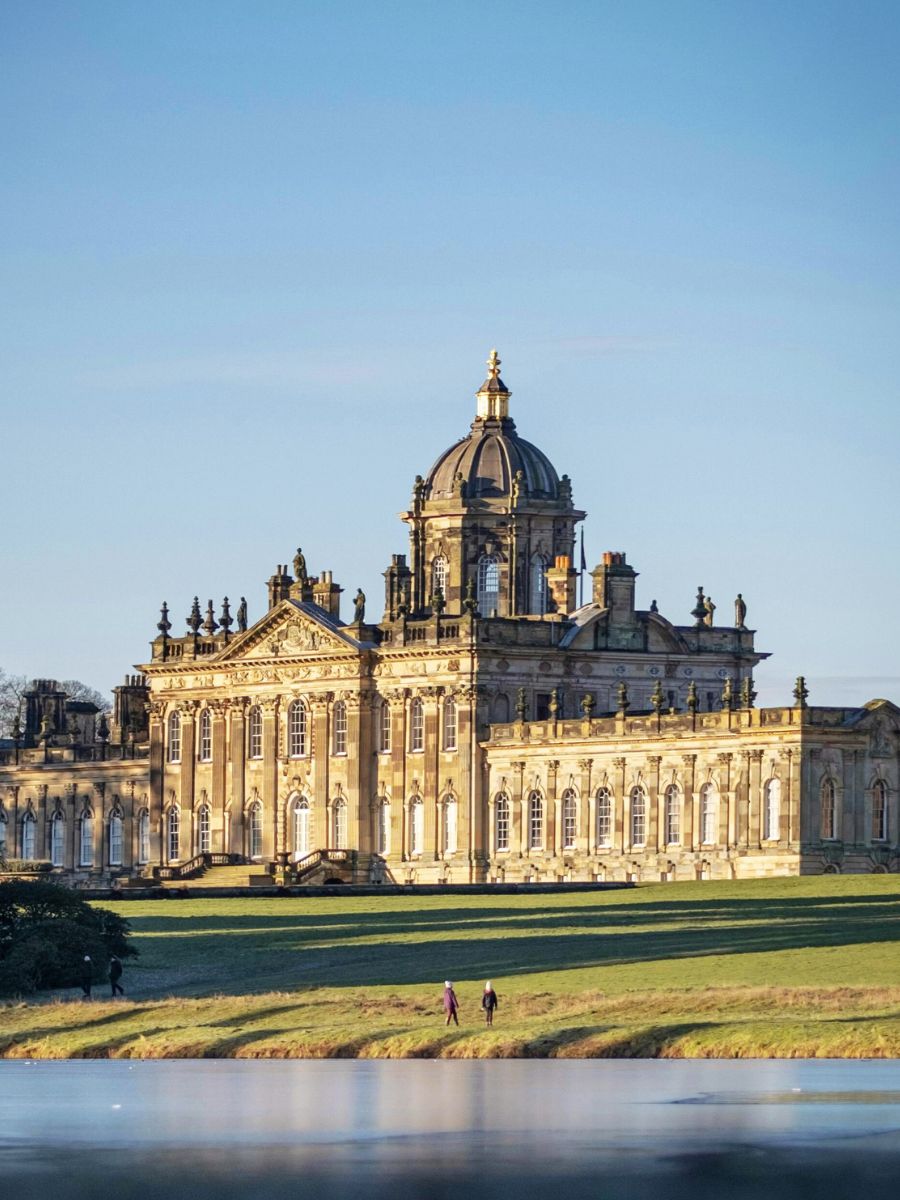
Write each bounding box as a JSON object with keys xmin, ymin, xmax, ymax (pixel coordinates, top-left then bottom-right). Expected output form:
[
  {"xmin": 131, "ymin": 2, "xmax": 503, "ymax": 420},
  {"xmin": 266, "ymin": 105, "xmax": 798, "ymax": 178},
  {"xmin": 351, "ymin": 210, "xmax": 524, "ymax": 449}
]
[{"xmin": 0, "ymin": 810, "xmax": 148, "ymax": 868}]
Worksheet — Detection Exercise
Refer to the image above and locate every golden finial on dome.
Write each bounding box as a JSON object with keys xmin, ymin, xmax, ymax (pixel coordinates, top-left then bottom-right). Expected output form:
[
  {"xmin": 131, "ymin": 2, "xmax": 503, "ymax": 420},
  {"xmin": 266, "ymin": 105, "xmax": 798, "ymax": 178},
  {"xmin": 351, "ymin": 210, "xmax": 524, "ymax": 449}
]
[{"xmin": 476, "ymin": 347, "xmax": 510, "ymax": 420}]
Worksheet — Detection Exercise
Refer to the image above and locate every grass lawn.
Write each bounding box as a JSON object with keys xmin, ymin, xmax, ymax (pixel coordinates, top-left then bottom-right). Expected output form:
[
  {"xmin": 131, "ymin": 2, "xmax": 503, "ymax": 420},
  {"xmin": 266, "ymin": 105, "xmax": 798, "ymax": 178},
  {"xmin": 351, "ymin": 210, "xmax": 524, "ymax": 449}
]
[{"xmin": 2, "ymin": 875, "xmax": 899, "ymax": 1059}]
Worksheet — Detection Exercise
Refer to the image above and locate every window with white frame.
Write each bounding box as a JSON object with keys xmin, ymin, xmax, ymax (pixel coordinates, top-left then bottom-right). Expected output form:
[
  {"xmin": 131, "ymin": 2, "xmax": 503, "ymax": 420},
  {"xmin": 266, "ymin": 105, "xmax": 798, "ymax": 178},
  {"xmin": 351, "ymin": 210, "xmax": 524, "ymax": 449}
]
[
  {"xmin": 762, "ymin": 779, "xmax": 780, "ymax": 841},
  {"xmin": 664, "ymin": 784, "xmax": 681, "ymax": 845},
  {"xmin": 137, "ymin": 810, "xmax": 150, "ymax": 865},
  {"xmin": 166, "ymin": 807, "xmax": 179, "ymax": 862},
  {"xmin": 409, "ymin": 798, "xmax": 423, "ymax": 855},
  {"xmin": 443, "ymin": 797, "xmax": 457, "ymax": 854},
  {"xmin": 109, "ymin": 813, "xmax": 124, "ymax": 866},
  {"xmin": 50, "ymin": 812, "xmax": 65, "ymax": 867},
  {"xmin": 167, "ymin": 710, "xmax": 181, "ymax": 763},
  {"xmin": 700, "ymin": 783, "xmax": 719, "ymax": 844},
  {"xmin": 377, "ymin": 699, "xmax": 391, "ymax": 753},
  {"xmin": 477, "ymin": 554, "xmax": 500, "ymax": 616},
  {"xmin": 821, "ymin": 779, "xmax": 837, "ymax": 840},
  {"xmin": 410, "ymin": 698, "xmax": 424, "ymax": 752},
  {"xmin": 443, "ymin": 696, "xmax": 457, "ymax": 752},
  {"xmin": 288, "ymin": 700, "xmax": 307, "ymax": 758},
  {"xmin": 332, "ymin": 799, "xmax": 347, "ymax": 849},
  {"xmin": 198, "ymin": 804, "xmax": 211, "ymax": 854},
  {"xmin": 376, "ymin": 800, "xmax": 390, "ymax": 855},
  {"xmin": 22, "ymin": 812, "xmax": 36, "ymax": 860},
  {"xmin": 495, "ymin": 793, "xmax": 510, "ymax": 852},
  {"xmin": 80, "ymin": 810, "xmax": 94, "ymax": 866},
  {"xmin": 528, "ymin": 791, "xmax": 543, "ymax": 850},
  {"xmin": 873, "ymin": 780, "xmax": 888, "ymax": 841},
  {"xmin": 248, "ymin": 801, "xmax": 263, "ymax": 858},
  {"xmin": 630, "ymin": 787, "xmax": 646, "ymax": 846},
  {"xmin": 333, "ymin": 701, "xmax": 348, "ymax": 755},
  {"xmin": 531, "ymin": 555, "xmax": 548, "ymax": 615},
  {"xmin": 431, "ymin": 555, "xmax": 448, "ymax": 602},
  {"xmin": 596, "ymin": 787, "xmax": 612, "ymax": 847},
  {"xmin": 293, "ymin": 797, "xmax": 310, "ymax": 858},
  {"xmin": 562, "ymin": 789, "xmax": 577, "ymax": 850},
  {"xmin": 198, "ymin": 709, "xmax": 212, "ymax": 762},
  {"xmin": 248, "ymin": 706, "xmax": 263, "ymax": 759}
]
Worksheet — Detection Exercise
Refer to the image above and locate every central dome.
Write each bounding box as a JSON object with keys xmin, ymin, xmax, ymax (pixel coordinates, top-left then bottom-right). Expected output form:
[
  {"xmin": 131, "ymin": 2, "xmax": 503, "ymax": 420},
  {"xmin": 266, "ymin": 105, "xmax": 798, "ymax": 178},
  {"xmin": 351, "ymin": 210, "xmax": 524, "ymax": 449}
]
[{"xmin": 423, "ymin": 350, "xmax": 562, "ymax": 501}]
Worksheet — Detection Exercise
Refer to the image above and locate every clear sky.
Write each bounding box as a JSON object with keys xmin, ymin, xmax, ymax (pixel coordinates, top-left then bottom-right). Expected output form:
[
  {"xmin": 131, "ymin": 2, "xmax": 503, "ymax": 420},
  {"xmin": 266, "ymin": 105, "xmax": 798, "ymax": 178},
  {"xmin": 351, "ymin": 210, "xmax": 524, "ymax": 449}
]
[{"xmin": 1, "ymin": 1, "xmax": 898, "ymax": 708}]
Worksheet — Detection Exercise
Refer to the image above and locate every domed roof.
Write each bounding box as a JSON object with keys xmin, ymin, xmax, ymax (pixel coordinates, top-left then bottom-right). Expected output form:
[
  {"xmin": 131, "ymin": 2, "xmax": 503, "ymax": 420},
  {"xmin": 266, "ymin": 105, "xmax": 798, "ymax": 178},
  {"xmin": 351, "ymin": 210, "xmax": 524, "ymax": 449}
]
[
  {"xmin": 423, "ymin": 351, "xmax": 562, "ymax": 501},
  {"xmin": 425, "ymin": 421, "xmax": 561, "ymax": 500}
]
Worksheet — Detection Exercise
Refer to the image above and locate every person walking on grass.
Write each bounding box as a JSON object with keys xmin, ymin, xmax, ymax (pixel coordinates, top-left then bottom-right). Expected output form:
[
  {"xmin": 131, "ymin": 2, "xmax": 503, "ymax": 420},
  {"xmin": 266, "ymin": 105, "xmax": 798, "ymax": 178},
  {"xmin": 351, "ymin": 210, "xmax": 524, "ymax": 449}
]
[
  {"xmin": 109, "ymin": 954, "xmax": 125, "ymax": 998},
  {"xmin": 481, "ymin": 981, "xmax": 498, "ymax": 1027},
  {"xmin": 80, "ymin": 954, "xmax": 92, "ymax": 1000},
  {"xmin": 443, "ymin": 980, "xmax": 460, "ymax": 1026}
]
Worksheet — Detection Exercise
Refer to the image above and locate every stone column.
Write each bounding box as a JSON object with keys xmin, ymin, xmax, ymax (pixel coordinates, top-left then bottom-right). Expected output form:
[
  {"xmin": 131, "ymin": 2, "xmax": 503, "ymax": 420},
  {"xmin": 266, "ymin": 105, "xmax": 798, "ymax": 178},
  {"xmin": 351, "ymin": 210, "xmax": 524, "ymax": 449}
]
[
  {"xmin": 718, "ymin": 753, "xmax": 733, "ymax": 848},
  {"xmin": 513, "ymin": 761, "xmax": 525, "ymax": 857},
  {"xmin": 788, "ymin": 747, "xmax": 802, "ymax": 850},
  {"xmin": 647, "ymin": 756, "xmax": 662, "ymax": 851},
  {"xmin": 548, "ymin": 760, "xmax": 560, "ymax": 857},
  {"xmin": 314, "ymin": 696, "xmax": 331, "ymax": 848},
  {"xmin": 148, "ymin": 700, "xmax": 166, "ymax": 865},
  {"xmin": 180, "ymin": 703, "xmax": 197, "ymax": 859},
  {"xmin": 579, "ymin": 759, "xmax": 593, "ymax": 856},
  {"xmin": 229, "ymin": 698, "xmax": 247, "ymax": 856},
  {"xmin": 748, "ymin": 750, "xmax": 764, "ymax": 848},
  {"xmin": 261, "ymin": 698, "xmax": 279, "ymax": 860},
  {"xmin": 681, "ymin": 755, "xmax": 696, "ymax": 850},
  {"xmin": 210, "ymin": 701, "xmax": 227, "ymax": 854},
  {"xmin": 93, "ymin": 782, "xmax": 105, "ymax": 872},
  {"xmin": 613, "ymin": 757, "xmax": 627, "ymax": 854}
]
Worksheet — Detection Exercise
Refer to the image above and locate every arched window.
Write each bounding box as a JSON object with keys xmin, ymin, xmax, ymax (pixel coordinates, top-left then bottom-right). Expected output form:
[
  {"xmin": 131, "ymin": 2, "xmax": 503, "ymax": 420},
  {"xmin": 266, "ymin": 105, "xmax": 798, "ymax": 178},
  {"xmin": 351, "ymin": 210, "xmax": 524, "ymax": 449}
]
[
  {"xmin": 821, "ymin": 779, "xmax": 837, "ymax": 840},
  {"xmin": 443, "ymin": 797, "xmax": 457, "ymax": 854},
  {"xmin": 410, "ymin": 698, "xmax": 424, "ymax": 752},
  {"xmin": 332, "ymin": 798, "xmax": 347, "ymax": 849},
  {"xmin": 873, "ymin": 780, "xmax": 888, "ymax": 841},
  {"xmin": 495, "ymin": 793, "xmax": 510, "ymax": 852},
  {"xmin": 528, "ymin": 791, "xmax": 543, "ymax": 850},
  {"xmin": 492, "ymin": 693, "xmax": 510, "ymax": 724},
  {"xmin": 80, "ymin": 809, "xmax": 94, "ymax": 866},
  {"xmin": 332, "ymin": 701, "xmax": 347, "ymax": 756},
  {"xmin": 109, "ymin": 812, "xmax": 124, "ymax": 866},
  {"xmin": 376, "ymin": 800, "xmax": 390, "ymax": 855},
  {"xmin": 762, "ymin": 779, "xmax": 780, "ymax": 841},
  {"xmin": 50, "ymin": 811, "xmax": 65, "ymax": 867},
  {"xmin": 664, "ymin": 785, "xmax": 681, "ymax": 845},
  {"xmin": 630, "ymin": 787, "xmax": 646, "ymax": 846},
  {"xmin": 166, "ymin": 807, "xmax": 180, "ymax": 862},
  {"xmin": 137, "ymin": 810, "xmax": 150, "ymax": 864},
  {"xmin": 562, "ymin": 789, "xmax": 577, "ymax": 850},
  {"xmin": 22, "ymin": 812, "xmax": 36, "ymax": 861},
  {"xmin": 443, "ymin": 696, "xmax": 458, "ymax": 752},
  {"xmin": 596, "ymin": 787, "xmax": 612, "ymax": 847},
  {"xmin": 248, "ymin": 801, "xmax": 263, "ymax": 858},
  {"xmin": 288, "ymin": 700, "xmax": 308, "ymax": 758},
  {"xmin": 431, "ymin": 555, "xmax": 448, "ymax": 602},
  {"xmin": 248, "ymin": 706, "xmax": 263, "ymax": 759},
  {"xmin": 377, "ymin": 699, "xmax": 391, "ymax": 753},
  {"xmin": 198, "ymin": 709, "xmax": 212, "ymax": 762},
  {"xmin": 531, "ymin": 555, "xmax": 548, "ymax": 615},
  {"xmin": 167, "ymin": 710, "xmax": 181, "ymax": 763},
  {"xmin": 700, "ymin": 783, "xmax": 719, "ymax": 844},
  {"xmin": 409, "ymin": 797, "xmax": 424, "ymax": 855},
  {"xmin": 292, "ymin": 796, "xmax": 310, "ymax": 858},
  {"xmin": 197, "ymin": 804, "xmax": 211, "ymax": 854},
  {"xmin": 477, "ymin": 554, "xmax": 500, "ymax": 616}
]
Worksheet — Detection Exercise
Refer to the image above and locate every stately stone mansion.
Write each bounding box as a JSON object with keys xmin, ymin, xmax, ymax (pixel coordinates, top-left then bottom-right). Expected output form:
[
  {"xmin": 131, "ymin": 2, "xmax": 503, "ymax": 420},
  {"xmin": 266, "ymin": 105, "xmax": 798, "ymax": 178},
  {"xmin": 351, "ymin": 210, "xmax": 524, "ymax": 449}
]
[{"xmin": 1, "ymin": 352, "xmax": 897, "ymax": 886}]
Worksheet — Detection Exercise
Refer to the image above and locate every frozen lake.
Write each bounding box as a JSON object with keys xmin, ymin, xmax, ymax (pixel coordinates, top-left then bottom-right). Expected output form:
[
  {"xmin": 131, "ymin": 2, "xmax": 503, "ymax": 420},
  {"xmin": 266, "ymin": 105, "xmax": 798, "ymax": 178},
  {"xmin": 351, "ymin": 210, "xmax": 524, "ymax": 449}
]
[{"xmin": 1, "ymin": 1059, "xmax": 899, "ymax": 1198}]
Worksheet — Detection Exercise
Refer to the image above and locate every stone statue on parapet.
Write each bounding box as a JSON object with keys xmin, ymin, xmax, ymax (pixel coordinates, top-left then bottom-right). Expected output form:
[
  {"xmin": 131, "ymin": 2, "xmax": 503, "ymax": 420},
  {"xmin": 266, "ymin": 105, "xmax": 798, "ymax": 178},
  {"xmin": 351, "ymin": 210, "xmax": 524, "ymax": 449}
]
[
  {"xmin": 293, "ymin": 547, "xmax": 308, "ymax": 584},
  {"xmin": 237, "ymin": 597, "xmax": 248, "ymax": 632},
  {"xmin": 703, "ymin": 595, "xmax": 716, "ymax": 627},
  {"xmin": 734, "ymin": 593, "xmax": 747, "ymax": 629},
  {"xmin": 353, "ymin": 589, "xmax": 366, "ymax": 623}
]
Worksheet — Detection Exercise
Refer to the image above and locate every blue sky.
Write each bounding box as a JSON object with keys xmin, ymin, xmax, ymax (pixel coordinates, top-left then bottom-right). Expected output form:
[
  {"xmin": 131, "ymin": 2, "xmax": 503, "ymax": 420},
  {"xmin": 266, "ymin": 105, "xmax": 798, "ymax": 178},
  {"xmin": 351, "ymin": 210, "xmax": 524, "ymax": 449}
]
[{"xmin": 1, "ymin": 0, "xmax": 898, "ymax": 706}]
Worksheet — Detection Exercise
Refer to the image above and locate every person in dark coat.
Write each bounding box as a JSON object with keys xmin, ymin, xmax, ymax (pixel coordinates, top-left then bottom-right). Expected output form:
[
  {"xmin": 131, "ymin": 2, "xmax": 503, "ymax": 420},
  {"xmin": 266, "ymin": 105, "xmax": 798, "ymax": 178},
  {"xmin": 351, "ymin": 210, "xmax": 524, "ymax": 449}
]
[
  {"xmin": 80, "ymin": 955, "xmax": 93, "ymax": 1000},
  {"xmin": 109, "ymin": 955, "xmax": 125, "ymax": 998},
  {"xmin": 481, "ymin": 981, "xmax": 498, "ymax": 1026},
  {"xmin": 443, "ymin": 981, "xmax": 460, "ymax": 1026}
]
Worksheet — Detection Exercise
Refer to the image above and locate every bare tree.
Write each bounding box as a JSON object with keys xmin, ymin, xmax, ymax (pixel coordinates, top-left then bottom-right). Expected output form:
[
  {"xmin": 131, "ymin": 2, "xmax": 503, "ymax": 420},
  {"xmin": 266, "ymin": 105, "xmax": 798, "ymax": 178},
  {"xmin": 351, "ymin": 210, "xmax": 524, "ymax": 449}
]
[{"xmin": 0, "ymin": 671, "xmax": 111, "ymax": 738}]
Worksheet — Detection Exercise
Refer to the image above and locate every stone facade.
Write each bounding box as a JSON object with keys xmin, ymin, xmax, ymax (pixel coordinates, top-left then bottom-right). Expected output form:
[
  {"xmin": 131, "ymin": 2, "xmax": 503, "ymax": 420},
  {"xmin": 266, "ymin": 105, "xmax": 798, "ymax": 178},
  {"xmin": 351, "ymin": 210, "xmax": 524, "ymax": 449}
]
[{"xmin": 1, "ymin": 351, "xmax": 897, "ymax": 884}]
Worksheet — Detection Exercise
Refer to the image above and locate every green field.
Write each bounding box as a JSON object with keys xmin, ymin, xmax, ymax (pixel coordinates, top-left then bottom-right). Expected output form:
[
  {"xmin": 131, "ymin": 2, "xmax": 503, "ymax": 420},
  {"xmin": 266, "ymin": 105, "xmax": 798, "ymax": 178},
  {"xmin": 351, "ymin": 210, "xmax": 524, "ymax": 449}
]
[{"xmin": 2, "ymin": 875, "xmax": 900, "ymax": 1058}]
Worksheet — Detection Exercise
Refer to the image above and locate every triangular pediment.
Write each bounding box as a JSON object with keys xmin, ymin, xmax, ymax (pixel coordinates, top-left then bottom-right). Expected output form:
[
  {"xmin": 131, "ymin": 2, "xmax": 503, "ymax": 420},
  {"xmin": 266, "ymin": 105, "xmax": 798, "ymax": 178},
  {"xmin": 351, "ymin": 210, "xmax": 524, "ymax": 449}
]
[{"xmin": 215, "ymin": 600, "xmax": 364, "ymax": 662}]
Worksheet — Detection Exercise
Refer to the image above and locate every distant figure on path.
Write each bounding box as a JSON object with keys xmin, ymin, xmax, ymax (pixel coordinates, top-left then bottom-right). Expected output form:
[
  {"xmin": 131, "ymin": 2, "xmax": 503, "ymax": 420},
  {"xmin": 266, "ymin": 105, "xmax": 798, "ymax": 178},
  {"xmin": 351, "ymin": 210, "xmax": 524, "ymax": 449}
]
[
  {"xmin": 80, "ymin": 954, "xmax": 92, "ymax": 1000},
  {"xmin": 109, "ymin": 955, "xmax": 125, "ymax": 997},
  {"xmin": 481, "ymin": 981, "xmax": 498, "ymax": 1026},
  {"xmin": 443, "ymin": 981, "xmax": 460, "ymax": 1026}
]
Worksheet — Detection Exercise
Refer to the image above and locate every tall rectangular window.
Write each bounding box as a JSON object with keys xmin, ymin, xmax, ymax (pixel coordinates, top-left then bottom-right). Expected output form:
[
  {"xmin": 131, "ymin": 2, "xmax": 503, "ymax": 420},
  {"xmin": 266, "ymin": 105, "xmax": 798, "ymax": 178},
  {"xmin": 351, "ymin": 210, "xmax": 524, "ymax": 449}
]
[
  {"xmin": 333, "ymin": 702, "xmax": 347, "ymax": 755},
  {"xmin": 495, "ymin": 795, "xmax": 509, "ymax": 852},
  {"xmin": 410, "ymin": 699, "xmax": 424, "ymax": 752}
]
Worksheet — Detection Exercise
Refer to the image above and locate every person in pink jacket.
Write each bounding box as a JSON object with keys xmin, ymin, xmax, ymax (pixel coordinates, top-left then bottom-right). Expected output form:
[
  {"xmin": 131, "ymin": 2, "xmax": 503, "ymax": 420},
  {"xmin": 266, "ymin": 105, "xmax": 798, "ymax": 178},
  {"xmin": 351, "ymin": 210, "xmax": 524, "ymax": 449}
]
[{"xmin": 443, "ymin": 980, "xmax": 460, "ymax": 1026}]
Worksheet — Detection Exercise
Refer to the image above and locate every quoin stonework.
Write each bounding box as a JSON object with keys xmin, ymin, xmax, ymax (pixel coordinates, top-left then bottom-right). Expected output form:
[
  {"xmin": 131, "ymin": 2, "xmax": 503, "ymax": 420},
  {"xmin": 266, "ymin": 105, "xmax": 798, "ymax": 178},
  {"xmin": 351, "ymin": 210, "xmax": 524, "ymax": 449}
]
[{"xmin": 1, "ymin": 352, "xmax": 897, "ymax": 885}]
